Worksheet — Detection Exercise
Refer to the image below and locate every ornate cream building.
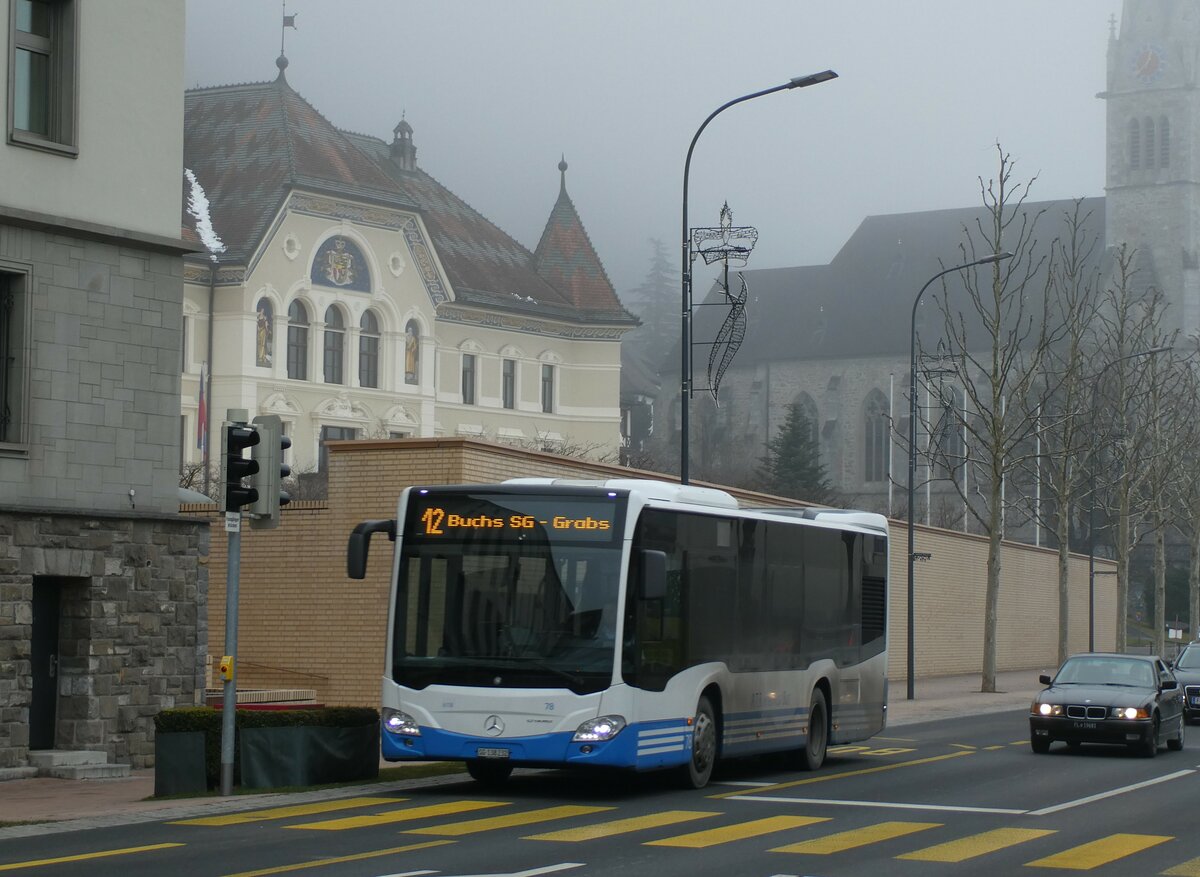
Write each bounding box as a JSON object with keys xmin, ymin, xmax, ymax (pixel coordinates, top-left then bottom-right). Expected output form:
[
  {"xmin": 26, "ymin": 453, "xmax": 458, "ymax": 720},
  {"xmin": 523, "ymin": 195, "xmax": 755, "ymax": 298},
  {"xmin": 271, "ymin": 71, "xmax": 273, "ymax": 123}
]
[{"xmin": 181, "ymin": 55, "xmax": 634, "ymax": 478}]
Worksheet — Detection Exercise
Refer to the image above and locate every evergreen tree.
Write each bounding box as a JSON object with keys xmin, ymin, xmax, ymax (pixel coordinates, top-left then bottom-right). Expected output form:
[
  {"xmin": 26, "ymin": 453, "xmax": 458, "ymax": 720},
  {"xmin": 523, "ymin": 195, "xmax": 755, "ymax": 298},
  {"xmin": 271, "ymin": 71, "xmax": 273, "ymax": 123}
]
[
  {"xmin": 759, "ymin": 402, "xmax": 834, "ymax": 504},
  {"xmin": 622, "ymin": 238, "xmax": 677, "ymax": 358}
]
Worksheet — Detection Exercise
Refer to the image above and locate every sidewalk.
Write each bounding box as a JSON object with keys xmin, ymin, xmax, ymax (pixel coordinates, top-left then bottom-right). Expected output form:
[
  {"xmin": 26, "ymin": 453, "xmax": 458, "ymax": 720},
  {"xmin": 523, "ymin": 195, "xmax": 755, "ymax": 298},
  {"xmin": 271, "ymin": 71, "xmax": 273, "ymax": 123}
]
[{"xmin": 0, "ymin": 670, "xmax": 1042, "ymax": 837}]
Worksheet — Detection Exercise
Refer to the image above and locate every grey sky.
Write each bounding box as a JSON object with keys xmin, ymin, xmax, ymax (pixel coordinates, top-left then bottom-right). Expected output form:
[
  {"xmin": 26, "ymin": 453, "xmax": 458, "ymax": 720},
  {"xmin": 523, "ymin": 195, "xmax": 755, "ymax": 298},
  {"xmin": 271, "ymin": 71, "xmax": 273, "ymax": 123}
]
[{"xmin": 184, "ymin": 1, "xmax": 1119, "ymax": 300}]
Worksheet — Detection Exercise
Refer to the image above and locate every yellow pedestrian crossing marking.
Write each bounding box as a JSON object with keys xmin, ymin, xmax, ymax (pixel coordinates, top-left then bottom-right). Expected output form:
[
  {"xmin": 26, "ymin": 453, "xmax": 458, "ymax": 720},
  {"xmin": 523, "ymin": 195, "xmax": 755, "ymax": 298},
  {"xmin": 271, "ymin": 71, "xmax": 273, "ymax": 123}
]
[
  {"xmin": 1164, "ymin": 855, "xmax": 1200, "ymax": 875},
  {"xmin": 771, "ymin": 820, "xmax": 940, "ymax": 854},
  {"xmin": 171, "ymin": 797, "xmax": 401, "ymax": 826},
  {"xmin": 898, "ymin": 827, "xmax": 1056, "ymax": 862},
  {"xmin": 525, "ymin": 810, "xmax": 720, "ymax": 842},
  {"xmin": 646, "ymin": 815, "xmax": 829, "ymax": 849},
  {"xmin": 288, "ymin": 800, "xmax": 506, "ymax": 830},
  {"xmin": 0, "ymin": 843, "xmax": 184, "ymax": 872},
  {"xmin": 405, "ymin": 805, "xmax": 614, "ymax": 836},
  {"xmin": 1026, "ymin": 833, "xmax": 1172, "ymax": 869},
  {"xmin": 222, "ymin": 840, "xmax": 453, "ymax": 877}
]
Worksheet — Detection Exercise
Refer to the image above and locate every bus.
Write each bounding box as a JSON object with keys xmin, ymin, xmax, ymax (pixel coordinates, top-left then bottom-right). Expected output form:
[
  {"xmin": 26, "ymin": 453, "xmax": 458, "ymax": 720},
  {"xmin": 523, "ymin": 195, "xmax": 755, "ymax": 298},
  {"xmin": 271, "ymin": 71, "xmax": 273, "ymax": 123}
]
[{"xmin": 347, "ymin": 477, "xmax": 889, "ymax": 788}]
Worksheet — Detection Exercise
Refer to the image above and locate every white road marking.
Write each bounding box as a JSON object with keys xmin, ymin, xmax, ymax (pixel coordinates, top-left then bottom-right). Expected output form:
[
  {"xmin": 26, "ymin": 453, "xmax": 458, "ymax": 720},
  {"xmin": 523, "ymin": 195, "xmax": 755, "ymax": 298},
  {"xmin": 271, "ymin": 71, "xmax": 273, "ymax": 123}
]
[
  {"xmin": 712, "ymin": 780, "xmax": 775, "ymax": 787},
  {"xmin": 730, "ymin": 795, "xmax": 1027, "ymax": 815},
  {"xmin": 435, "ymin": 864, "xmax": 584, "ymax": 877},
  {"xmin": 1028, "ymin": 769, "xmax": 1195, "ymax": 816}
]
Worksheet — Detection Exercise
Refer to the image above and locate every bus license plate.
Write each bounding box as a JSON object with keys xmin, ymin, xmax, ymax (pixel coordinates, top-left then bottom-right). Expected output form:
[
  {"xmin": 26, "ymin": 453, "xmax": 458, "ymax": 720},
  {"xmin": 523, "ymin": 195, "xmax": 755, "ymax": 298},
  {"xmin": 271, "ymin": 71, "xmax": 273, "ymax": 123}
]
[
  {"xmin": 1073, "ymin": 721, "xmax": 1097, "ymax": 730},
  {"xmin": 476, "ymin": 748, "xmax": 510, "ymax": 759}
]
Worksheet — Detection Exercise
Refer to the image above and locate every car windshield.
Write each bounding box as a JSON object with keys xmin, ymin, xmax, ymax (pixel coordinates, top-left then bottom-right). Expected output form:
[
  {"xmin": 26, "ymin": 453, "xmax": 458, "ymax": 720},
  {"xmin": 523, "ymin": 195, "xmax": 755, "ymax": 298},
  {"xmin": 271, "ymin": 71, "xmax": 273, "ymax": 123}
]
[
  {"xmin": 1176, "ymin": 647, "xmax": 1200, "ymax": 670},
  {"xmin": 1054, "ymin": 656, "xmax": 1156, "ymax": 687}
]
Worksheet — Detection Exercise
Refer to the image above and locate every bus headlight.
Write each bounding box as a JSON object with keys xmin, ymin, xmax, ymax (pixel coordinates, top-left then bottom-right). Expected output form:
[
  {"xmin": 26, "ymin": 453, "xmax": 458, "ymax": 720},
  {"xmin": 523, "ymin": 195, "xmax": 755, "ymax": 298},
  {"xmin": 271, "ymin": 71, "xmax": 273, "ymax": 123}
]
[
  {"xmin": 573, "ymin": 715, "xmax": 626, "ymax": 742},
  {"xmin": 382, "ymin": 708, "xmax": 421, "ymax": 736}
]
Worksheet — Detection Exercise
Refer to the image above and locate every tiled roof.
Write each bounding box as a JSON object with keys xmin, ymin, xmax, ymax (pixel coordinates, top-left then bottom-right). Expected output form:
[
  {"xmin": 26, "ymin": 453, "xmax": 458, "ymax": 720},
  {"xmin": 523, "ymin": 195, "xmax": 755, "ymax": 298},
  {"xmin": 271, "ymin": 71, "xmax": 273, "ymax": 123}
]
[
  {"xmin": 533, "ymin": 160, "xmax": 627, "ymax": 316},
  {"xmin": 182, "ymin": 64, "xmax": 633, "ymax": 326},
  {"xmin": 184, "ymin": 68, "xmax": 412, "ymax": 263}
]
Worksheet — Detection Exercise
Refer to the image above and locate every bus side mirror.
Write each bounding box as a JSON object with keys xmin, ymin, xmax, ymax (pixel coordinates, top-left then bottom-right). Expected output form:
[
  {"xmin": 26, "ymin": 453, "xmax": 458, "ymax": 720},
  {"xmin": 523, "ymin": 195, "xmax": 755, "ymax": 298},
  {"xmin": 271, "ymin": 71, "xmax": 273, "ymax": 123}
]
[
  {"xmin": 639, "ymin": 550, "xmax": 667, "ymax": 600},
  {"xmin": 347, "ymin": 519, "xmax": 396, "ymax": 579}
]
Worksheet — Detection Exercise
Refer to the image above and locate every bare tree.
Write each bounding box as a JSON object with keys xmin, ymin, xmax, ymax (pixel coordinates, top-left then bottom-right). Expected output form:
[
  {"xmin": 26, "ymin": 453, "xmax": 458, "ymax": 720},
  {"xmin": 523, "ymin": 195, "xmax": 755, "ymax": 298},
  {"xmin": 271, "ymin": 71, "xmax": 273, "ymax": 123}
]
[
  {"xmin": 924, "ymin": 146, "xmax": 1065, "ymax": 692},
  {"xmin": 1172, "ymin": 342, "xmax": 1200, "ymax": 640}
]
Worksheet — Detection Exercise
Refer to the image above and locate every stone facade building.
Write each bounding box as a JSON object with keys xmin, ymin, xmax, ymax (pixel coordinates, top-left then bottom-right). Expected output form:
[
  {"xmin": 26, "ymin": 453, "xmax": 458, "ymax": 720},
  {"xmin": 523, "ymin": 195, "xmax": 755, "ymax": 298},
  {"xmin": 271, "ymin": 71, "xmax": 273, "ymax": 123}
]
[{"xmin": 0, "ymin": 1, "xmax": 203, "ymax": 773}]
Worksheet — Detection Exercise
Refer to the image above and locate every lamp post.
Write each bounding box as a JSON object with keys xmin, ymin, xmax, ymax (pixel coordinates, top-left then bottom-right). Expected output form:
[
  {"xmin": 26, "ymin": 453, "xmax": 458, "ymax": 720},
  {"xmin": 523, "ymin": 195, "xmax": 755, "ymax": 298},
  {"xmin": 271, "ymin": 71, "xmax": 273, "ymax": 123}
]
[
  {"xmin": 680, "ymin": 70, "xmax": 837, "ymax": 484},
  {"xmin": 906, "ymin": 252, "xmax": 1012, "ymax": 700},
  {"xmin": 1086, "ymin": 346, "xmax": 1171, "ymax": 652}
]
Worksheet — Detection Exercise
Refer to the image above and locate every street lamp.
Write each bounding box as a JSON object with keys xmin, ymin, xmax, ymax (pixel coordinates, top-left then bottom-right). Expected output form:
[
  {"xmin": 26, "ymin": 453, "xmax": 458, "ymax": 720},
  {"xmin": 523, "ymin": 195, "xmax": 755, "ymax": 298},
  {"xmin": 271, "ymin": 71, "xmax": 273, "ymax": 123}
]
[
  {"xmin": 906, "ymin": 252, "xmax": 1013, "ymax": 700},
  {"xmin": 1086, "ymin": 346, "xmax": 1171, "ymax": 652},
  {"xmin": 680, "ymin": 70, "xmax": 838, "ymax": 484}
]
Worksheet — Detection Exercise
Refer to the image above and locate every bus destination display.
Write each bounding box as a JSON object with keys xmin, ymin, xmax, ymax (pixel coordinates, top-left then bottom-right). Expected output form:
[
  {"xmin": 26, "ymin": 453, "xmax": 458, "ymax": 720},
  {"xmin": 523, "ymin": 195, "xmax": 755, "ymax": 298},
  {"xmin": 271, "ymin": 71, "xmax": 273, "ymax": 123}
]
[{"xmin": 406, "ymin": 493, "xmax": 621, "ymax": 543}]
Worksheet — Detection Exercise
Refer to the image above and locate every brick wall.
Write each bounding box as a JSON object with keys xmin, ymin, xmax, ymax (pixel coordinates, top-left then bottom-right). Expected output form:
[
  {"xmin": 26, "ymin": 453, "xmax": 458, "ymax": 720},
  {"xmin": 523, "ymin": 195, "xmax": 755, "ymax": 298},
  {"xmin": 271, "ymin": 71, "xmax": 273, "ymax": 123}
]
[{"xmin": 185, "ymin": 437, "xmax": 1116, "ymax": 709}]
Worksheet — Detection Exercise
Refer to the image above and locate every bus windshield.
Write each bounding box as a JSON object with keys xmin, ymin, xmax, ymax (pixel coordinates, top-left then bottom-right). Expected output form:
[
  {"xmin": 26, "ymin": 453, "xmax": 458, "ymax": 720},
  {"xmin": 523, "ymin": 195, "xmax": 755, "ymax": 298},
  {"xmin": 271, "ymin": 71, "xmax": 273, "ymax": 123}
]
[{"xmin": 394, "ymin": 490, "xmax": 626, "ymax": 695}]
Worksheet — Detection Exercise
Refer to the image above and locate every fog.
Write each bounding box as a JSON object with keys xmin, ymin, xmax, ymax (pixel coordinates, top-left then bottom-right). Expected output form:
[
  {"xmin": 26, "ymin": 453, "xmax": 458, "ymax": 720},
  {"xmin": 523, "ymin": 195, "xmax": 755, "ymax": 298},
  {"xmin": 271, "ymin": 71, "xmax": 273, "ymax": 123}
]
[{"xmin": 184, "ymin": 1, "xmax": 1118, "ymax": 300}]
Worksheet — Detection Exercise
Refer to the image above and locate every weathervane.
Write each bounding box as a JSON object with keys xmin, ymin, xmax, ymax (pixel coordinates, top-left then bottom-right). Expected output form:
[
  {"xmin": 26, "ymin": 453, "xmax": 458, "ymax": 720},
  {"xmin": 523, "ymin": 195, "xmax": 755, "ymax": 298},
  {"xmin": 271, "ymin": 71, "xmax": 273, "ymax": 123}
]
[
  {"xmin": 689, "ymin": 203, "xmax": 758, "ymax": 401},
  {"xmin": 281, "ymin": 1, "xmax": 297, "ymax": 57}
]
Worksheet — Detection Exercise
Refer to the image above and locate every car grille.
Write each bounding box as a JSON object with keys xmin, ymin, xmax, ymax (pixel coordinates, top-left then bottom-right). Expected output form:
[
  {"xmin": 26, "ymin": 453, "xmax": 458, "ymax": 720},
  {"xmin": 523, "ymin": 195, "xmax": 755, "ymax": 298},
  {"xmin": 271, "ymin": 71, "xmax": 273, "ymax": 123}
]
[
  {"xmin": 1066, "ymin": 705, "xmax": 1108, "ymax": 720},
  {"xmin": 1186, "ymin": 685, "xmax": 1200, "ymax": 701}
]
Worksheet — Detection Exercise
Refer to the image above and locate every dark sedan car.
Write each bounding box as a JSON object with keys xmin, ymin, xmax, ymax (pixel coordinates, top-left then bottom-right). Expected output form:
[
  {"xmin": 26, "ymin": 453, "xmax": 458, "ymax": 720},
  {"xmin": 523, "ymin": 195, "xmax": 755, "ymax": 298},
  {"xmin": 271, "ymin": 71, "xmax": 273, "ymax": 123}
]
[
  {"xmin": 1029, "ymin": 653, "xmax": 1184, "ymax": 756},
  {"xmin": 1170, "ymin": 641, "xmax": 1200, "ymax": 723}
]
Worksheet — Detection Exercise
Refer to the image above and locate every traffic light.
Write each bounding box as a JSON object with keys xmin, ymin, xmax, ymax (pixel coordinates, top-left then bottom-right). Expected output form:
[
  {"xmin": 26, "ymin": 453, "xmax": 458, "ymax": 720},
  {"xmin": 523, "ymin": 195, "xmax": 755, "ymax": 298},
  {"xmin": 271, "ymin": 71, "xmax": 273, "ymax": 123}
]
[
  {"xmin": 223, "ymin": 422, "xmax": 260, "ymax": 512},
  {"xmin": 250, "ymin": 414, "xmax": 291, "ymax": 529}
]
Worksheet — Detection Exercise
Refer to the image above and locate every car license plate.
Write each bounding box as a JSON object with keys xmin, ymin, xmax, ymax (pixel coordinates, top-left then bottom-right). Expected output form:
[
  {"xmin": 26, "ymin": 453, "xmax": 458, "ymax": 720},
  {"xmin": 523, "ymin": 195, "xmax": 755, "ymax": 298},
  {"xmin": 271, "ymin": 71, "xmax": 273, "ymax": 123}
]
[
  {"xmin": 1073, "ymin": 721, "xmax": 1097, "ymax": 730},
  {"xmin": 476, "ymin": 747, "xmax": 510, "ymax": 759},
  {"xmin": 1191, "ymin": 697, "xmax": 1200, "ymax": 707}
]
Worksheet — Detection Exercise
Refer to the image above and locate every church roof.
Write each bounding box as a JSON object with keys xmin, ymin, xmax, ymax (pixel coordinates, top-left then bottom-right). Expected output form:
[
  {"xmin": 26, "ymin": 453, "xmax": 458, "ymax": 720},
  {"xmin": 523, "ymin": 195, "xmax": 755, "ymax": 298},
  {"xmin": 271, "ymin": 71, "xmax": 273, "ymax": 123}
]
[
  {"xmin": 184, "ymin": 65, "xmax": 633, "ymax": 325},
  {"xmin": 687, "ymin": 197, "xmax": 1106, "ymax": 366},
  {"xmin": 532, "ymin": 159, "xmax": 626, "ymax": 316}
]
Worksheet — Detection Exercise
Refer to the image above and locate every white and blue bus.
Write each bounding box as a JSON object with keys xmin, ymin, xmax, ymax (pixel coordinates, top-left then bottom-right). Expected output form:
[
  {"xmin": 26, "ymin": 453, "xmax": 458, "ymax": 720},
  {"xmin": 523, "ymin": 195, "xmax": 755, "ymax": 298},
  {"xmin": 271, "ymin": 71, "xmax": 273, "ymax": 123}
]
[{"xmin": 347, "ymin": 478, "xmax": 889, "ymax": 788}]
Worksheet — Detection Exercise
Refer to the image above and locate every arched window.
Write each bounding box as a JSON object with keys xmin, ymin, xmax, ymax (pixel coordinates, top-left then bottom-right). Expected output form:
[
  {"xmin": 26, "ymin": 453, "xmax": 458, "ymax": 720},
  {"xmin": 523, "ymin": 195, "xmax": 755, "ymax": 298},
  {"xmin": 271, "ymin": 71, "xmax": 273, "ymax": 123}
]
[
  {"xmin": 359, "ymin": 310, "xmax": 379, "ymax": 389},
  {"xmin": 1144, "ymin": 117, "xmax": 1156, "ymax": 168},
  {"xmin": 287, "ymin": 301, "xmax": 308, "ymax": 380},
  {"xmin": 404, "ymin": 320, "xmax": 420, "ymax": 385},
  {"xmin": 255, "ymin": 298, "xmax": 273, "ymax": 367},
  {"xmin": 323, "ymin": 306, "xmax": 344, "ymax": 384},
  {"xmin": 1160, "ymin": 115, "xmax": 1170, "ymax": 167},
  {"xmin": 1129, "ymin": 118, "xmax": 1141, "ymax": 169},
  {"xmin": 864, "ymin": 390, "xmax": 889, "ymax": 483},
  {"xmin": 932, "ymin": 384, "xmax": 963, "ymax": 478}
]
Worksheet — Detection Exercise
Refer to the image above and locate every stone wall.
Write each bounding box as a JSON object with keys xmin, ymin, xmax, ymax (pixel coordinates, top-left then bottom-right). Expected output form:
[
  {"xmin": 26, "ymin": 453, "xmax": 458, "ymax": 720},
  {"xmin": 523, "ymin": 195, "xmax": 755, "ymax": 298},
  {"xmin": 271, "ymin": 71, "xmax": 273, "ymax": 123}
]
[{"xmin": 0, "ymin": 510, "xmax": 209, "ymax": 769}]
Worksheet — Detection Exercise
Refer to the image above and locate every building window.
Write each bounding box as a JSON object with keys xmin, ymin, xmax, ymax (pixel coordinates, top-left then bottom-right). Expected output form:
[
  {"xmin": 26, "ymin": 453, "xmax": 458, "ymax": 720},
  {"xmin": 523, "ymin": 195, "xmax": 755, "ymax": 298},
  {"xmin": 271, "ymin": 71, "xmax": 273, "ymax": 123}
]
[
  {"xmin": 1129, "ymin": 117, "xmax": 1141, "ymax": 169},
  {"xmin": 1144, "ymin": 117, "xmax": 1156, "ymax": 169},
  {"xmin": 1160, "ymin": 115, "xmax": 1170, "ymax": 167},
  {"xmin": 932, "ymin": 385, "xmax": 964, "ymax": 478},
  {"xmin": 502, "ymin": 359, "xmax": 516, "ymax": 409},
  {"xmin": 359, "ymin": 310, "xmax": 379, "ymax": 389},
  {"xmin": 8, "ymin": 0, "xmax": 78, "ymax": 154},
  {"xmin": 323, "ymin": 307, "xmax": 344, "ymax": 384},
  {"xmin": 287, "ymin": 301, "xmax": 308, "ymax": 380},
  {"xmin": 319, "ymin": 425, "xmax": 358, "ymax": 471},
  {"xmin": 864, "ymin": 390, "xmax": 888, "ymax": 483},
  {"xmin": 0, "ymin": 269, "xmax": 29, "ymax": 446},
  {"xmin": 541, "ymin": 364, "xmax": 554, "ymax": 413},
  {"xmin": 461, "ymin": 353, "xmax": 476, "ymax": 405}
]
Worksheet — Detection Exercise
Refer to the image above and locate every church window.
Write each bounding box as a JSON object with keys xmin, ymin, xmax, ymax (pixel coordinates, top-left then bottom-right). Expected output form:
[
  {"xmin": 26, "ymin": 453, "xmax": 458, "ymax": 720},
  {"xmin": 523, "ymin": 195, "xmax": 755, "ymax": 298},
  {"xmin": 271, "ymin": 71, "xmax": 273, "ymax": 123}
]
[
  {"xmin": 864, "ymin": 390, "xmax": 888, "ymax": 483},
  {"xmin": 358, "ymin": 309, "xmax": 379, "ymax": 389},
  {"xmin": 1129, "ymin": 118, "xmax": 1141, "ymax": 169},
  {"xmin": 1144, "ymin": 117, "xmax": 1156, "ymax": 168},
  {"xmin": 323, "ymin": 306, "xmax": 344, "ymax": 384},
  {"xmin": 287, "ymin": 301, "xmax": 308, "ymax": 381},
  {"xmin": 1160, "ymin": 116, "xmax": 1170, "ymax": 167},
  {"xmin": 931, "ymin": 384, "xmax": 963, "ymax": 479}
]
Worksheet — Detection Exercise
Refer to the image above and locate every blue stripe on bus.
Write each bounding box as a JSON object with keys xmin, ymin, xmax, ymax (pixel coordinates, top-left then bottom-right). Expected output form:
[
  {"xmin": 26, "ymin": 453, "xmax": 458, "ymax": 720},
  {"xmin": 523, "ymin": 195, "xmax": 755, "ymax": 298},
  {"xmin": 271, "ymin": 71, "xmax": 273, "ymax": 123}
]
[{"xmin": 381, "ymin": 718, "xmax": 695, "ymax": 771}]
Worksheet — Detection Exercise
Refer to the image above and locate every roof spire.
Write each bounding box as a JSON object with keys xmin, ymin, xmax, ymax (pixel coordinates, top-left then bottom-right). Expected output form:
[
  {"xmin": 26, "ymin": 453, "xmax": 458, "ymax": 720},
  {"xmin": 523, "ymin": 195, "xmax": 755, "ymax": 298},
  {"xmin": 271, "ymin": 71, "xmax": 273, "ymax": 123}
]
[{"xmin": 558, "ymin": 155, "xmax": 568, "ymax": 194}]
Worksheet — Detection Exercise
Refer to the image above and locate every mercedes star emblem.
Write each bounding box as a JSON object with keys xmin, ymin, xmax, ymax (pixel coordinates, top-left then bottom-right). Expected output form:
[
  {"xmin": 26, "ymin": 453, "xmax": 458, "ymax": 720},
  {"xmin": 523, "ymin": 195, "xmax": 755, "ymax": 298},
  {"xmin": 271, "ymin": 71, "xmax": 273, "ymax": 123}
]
[{"xmin": 484, "ymin": 715, "xmax": 504, "ymax": 736}]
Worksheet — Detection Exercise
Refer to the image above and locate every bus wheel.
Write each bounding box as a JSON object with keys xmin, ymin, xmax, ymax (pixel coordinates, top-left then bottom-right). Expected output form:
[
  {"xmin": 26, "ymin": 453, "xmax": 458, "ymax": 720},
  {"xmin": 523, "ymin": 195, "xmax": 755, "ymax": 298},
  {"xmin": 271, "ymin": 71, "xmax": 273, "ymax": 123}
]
[
  {"xmin": 800, "ymin": 689, "xmax": 829, "ymax": 771},
  {"xmin": 466, "ymin": 759, "xmax": 513, "ymax": 786},
  {"xmin": 680, "ymin": 695, "xmax": 718, "ymax": 789}
]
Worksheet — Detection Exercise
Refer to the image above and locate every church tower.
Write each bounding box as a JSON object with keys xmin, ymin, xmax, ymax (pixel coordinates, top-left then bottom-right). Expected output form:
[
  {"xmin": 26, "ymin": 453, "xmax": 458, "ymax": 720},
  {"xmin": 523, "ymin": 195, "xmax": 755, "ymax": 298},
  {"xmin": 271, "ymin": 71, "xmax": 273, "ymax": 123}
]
[{"xmin": 1103, "ymin": 0, "xmax": 1200, "ymax": 336}]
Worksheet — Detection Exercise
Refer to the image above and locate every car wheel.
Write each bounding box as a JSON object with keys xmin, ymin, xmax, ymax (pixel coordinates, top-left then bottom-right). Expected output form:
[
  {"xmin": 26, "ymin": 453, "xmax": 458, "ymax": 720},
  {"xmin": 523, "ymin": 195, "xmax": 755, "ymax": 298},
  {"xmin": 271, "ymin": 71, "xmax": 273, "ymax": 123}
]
[
  {"xmin": 679, "ymin": 695, "xmax": 718, "ymax": 789},
  {"xmin": 1139, "ymin": 715, "xmax": 1160, "ymax": 758},
  {"xmin": 466, "ymin": 759, "xmax": 513, "ymax": 786},
  {"xmin": 1168, "ymin": 715, "xmax": 1185, "ymax": 751},
  {"xmin": 1031, "ymin": 736, "xmax": 1051, "ymax": 754},
  {"xmin": 800, "ymin": 688, "xmax": 829, "ymax": 771}
]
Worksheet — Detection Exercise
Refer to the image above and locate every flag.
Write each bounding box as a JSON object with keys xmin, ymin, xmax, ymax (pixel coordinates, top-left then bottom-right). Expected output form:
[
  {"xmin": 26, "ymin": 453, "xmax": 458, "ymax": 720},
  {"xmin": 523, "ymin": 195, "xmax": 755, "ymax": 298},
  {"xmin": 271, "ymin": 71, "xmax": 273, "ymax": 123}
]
[
  {"xmin": 197, "ymin": 362, "xmax": 207, "ymax": 453},
  {"xmin": 283, "ymin": 13, "xmax": 297, "ymax": 29}
]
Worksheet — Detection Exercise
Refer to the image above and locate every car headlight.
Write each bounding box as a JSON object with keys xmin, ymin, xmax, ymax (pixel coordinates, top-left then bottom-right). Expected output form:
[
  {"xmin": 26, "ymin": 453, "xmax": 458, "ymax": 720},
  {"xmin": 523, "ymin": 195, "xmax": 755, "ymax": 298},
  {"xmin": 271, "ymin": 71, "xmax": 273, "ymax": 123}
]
[
  {"xmin": 1034, "ymin": 702, "xmax": 1063, "ymax": 717},
  {"xmin": 572, "ymin": 715, "xmax": 626, "ymax": 742},
  {"xmin": 382, "ymin": 707, "xmax": 421, "ymax": 736},
  {"xmin": 1111, "ymin": 706, "xmax": 1150, "ymax": 720}
]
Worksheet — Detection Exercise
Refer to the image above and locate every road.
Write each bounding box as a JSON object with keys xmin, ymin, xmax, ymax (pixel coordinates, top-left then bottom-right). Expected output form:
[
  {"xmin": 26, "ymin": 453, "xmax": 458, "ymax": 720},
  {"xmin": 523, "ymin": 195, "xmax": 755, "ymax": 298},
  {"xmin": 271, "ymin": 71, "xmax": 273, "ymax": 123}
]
[{"xmin": 2, "ymin": 709, "xmax": 1199, "ymax": 876}]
